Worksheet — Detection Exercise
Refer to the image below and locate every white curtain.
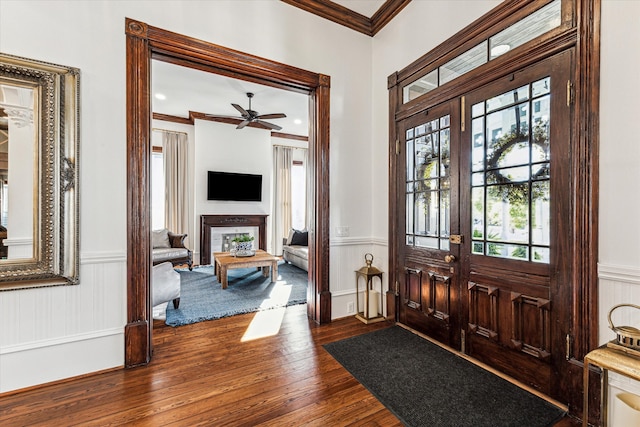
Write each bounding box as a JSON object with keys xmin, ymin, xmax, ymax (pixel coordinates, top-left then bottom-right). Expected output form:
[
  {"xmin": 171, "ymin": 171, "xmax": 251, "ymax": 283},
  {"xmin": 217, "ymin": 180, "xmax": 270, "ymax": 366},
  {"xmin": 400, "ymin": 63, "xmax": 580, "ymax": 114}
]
[
  {"xmin": 162, "ymin": 131, "xmax": 189, "ymax": 242},
  {"xmin": 273, "ymin": 146, "xmax": 292, "ymax": 256}
]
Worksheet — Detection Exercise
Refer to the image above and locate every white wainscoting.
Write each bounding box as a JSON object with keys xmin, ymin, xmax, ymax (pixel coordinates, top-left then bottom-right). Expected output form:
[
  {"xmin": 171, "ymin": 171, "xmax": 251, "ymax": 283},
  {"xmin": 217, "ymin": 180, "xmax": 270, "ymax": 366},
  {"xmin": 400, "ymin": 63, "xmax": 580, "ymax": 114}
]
[
  {"xmin": 330, "ymin": 237, "xmax": 388, "ymax": 320},
  {"xmin": 0, "ymin": 251, "xmax": 126, "ymax": 393},
  {"xmin": 3, "ymin": 237, "xmax": 33, "ymax": 259},
  {"xmin": 598, "ymin": 263, "xmax": 640, "ymax": 424}
]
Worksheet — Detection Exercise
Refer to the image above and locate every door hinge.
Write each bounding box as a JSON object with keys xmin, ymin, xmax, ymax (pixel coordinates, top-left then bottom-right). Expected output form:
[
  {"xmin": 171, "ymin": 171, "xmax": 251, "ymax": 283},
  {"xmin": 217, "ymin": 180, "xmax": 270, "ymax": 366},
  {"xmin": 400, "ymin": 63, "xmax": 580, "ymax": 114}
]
[
  {"xmin": 395, "ymin": 280, "xmax": 400, "ymax": 295},
  {"xmin": 461, "ymin": 96, "xmax": 466, "ymax": 132},
  {"xmin": 395, "ymin": 139, "xmax": 400, "ymax": 155},
  {"xmin": 565, "ymin": 333, "xmax": 572, "ymax": 360},
  {"xmin": 566, "ymin": 80, "xmax": 573, "ymax": 106},
  {"xmin": 461, "ymin": 329, "xmax": 466, "ymax": 353}
]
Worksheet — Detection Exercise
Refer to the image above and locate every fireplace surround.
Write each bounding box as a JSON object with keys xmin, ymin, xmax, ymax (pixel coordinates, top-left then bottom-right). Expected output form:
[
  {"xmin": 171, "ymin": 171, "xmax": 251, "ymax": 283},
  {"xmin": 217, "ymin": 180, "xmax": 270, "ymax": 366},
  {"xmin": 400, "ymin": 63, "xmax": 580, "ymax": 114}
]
[{"xmin": 200, "ymin": 214, "xmax": 267, "ymax": 265}]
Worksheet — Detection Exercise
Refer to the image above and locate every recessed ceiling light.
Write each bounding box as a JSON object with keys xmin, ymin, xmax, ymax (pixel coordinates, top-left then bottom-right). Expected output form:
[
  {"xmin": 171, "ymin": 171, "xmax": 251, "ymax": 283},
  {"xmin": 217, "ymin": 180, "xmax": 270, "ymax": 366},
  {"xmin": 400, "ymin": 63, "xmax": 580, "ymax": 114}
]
[
  {"xmin": 155, "ymin": 93, "xmax": 166, "ymax": 100},
  {"xmin": 294, "ymin": 119, "xmax": 302, "ymax": 125}
]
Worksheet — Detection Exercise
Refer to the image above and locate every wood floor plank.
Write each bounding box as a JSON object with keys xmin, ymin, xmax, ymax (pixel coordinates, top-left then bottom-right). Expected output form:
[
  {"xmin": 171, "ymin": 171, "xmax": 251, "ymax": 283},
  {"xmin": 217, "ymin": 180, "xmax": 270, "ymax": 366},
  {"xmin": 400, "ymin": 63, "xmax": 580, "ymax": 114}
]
[{"xmin": 0, "ymin": 303, "xmax": 575, "ymax": 426}]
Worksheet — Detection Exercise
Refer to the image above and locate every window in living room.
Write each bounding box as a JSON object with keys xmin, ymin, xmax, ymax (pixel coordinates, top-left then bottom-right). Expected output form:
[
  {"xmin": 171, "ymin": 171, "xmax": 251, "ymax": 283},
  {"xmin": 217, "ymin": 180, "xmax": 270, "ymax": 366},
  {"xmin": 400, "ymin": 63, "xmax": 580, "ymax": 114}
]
[
  {"xmin": 291, "ymin": 159, "xmax": 306, "ymax": 230},
  {"xmin": 151, "ymin": 147, "xmax": 165, "ymax": 230}
]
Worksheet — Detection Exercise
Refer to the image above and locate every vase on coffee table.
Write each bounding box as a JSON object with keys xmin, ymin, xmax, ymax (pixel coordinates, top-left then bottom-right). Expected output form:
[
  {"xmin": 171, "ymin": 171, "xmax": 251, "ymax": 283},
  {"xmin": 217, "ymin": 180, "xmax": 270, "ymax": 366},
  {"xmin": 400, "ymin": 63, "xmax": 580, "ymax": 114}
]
[{"xmin": 231, "ymin": 236, "xmax": 255, "ymax": 257}]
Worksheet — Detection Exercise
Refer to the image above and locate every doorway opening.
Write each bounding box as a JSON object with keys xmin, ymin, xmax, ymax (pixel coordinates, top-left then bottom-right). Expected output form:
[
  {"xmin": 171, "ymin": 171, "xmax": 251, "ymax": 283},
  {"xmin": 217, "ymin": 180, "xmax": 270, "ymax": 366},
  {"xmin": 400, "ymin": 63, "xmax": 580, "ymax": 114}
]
[{"xmin": 125, "ymin": 18, "xmax": 331, "ymax": 367}]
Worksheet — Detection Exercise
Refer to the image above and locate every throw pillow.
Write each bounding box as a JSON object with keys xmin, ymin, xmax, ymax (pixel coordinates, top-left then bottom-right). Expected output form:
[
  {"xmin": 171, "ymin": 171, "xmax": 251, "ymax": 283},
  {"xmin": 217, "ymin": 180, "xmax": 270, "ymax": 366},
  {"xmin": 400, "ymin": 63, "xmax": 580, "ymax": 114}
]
[
  {"xmin": 152, "ymin": 228, "xmax": 171, "ymax": 248},
  {"xmin": 290, "ymin": 229, "xmax": 308, "ymax": 246},
  {"xmin": 286, "ymin": 229, "xmax": 295, "ymax": 246}
]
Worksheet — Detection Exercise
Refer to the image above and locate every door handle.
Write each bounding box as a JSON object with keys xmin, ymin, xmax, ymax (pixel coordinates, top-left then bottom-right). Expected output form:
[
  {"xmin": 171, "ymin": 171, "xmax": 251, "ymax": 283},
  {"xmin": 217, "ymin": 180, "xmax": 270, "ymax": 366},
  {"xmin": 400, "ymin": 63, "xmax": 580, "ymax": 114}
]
[{"xmin": 444, "ymin": 254, "xmax": 456, "ymax": 263}]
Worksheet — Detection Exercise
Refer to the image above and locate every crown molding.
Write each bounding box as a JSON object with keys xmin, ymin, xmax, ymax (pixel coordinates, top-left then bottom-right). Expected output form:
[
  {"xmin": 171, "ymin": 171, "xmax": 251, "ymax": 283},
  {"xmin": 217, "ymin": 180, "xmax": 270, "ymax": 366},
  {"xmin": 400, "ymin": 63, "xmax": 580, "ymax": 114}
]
[{"xmin": 281, "ymin": 0, "xmax": 411, "ymax": 37}]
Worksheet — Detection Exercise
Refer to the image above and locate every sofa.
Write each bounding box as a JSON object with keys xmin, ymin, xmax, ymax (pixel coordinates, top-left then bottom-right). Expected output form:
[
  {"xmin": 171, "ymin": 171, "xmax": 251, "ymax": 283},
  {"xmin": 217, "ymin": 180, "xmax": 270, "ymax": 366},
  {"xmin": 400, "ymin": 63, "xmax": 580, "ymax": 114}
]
[
  {"xmin": 152, "ymin": 228, "xmax": 193, "ymax": 270},
  {"xmin": 282, "ymin": 229, "xmax": 308, "ymax": 272}
]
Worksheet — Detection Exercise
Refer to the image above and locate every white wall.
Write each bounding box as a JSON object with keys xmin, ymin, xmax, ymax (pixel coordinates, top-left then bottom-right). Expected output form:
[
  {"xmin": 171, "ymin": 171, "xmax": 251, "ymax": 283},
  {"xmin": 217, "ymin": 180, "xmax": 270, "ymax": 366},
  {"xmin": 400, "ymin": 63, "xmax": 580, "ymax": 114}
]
[
  {"xmin": 0, "ymin": 0, "xmax": 374, "ymax": 393},
  {"xmin": 597, "ymin": 2, "xmax": 640, "ymax": 422},
  {"xmin": 194, "ymin": 120, "xmax": 272, "ymax": 257}
]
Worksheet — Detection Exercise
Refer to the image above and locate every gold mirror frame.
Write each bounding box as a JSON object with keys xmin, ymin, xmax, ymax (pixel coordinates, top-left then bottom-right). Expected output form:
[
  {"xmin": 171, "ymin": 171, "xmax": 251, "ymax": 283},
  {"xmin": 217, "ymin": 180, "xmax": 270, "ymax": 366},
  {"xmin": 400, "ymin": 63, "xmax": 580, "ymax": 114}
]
[{"xmin": 0, "ymin": 53, "xmax": 79, "ymax": 290}]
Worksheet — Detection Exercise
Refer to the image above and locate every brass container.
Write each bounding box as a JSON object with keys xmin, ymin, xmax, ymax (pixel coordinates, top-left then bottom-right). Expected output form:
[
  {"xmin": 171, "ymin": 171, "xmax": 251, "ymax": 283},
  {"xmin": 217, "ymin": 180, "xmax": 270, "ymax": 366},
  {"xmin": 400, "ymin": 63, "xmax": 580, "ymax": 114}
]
[{"xmin": 608, "ymin": 304, "xmax": 640, "ymax": 351}]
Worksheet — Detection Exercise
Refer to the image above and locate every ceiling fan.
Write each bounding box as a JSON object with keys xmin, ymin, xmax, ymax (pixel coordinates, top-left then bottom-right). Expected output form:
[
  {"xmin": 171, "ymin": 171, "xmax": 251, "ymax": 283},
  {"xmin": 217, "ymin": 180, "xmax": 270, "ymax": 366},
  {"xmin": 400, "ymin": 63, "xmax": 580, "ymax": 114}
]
[{"xmin": 206, "ymin": 92, "xmax": 286, "ymax": 131}]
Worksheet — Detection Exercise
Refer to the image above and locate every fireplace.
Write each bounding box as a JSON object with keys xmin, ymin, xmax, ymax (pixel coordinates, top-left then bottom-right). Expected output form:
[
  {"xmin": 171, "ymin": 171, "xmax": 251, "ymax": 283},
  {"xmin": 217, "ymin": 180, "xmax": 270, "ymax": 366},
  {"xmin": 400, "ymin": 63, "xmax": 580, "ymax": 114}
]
[{"xmin": 200, "ymin": 214, "xmax": 268, "ymax": 265}]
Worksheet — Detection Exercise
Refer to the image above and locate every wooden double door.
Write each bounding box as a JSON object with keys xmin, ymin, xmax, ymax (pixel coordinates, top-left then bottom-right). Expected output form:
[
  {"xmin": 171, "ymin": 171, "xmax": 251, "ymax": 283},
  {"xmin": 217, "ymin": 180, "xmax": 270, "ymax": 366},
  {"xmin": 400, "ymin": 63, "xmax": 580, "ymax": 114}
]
[{"xmin": 392, "ymin": 51, "xmax": 572, "ymax": 398}]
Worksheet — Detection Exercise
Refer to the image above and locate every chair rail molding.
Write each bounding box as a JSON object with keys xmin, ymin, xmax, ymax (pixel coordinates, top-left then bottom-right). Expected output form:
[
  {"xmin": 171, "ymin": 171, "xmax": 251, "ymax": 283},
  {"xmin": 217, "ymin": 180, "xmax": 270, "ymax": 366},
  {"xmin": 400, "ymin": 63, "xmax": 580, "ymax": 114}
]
[{"xmin": 598, "ymin": 263, "xmax": 640, "ymax": 285}]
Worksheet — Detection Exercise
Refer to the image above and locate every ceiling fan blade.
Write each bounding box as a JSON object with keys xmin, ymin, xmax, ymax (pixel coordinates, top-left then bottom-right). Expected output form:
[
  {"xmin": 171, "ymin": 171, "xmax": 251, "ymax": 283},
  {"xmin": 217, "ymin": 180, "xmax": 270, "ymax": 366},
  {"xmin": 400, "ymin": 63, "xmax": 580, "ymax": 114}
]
[
  {"xmin": 236, "ymin": 119, "xmax": 251, "ymax": 129},
  {"xmin": 232, "ymin": 103, "xmax": 250, "ymax": 117},
  {"xmin": 256, "ymin": 113, "xmax": 286, "ymax": 120},
  {"xmin": 255, "ymin": 120, "xmax": 282, "ymax": 131},
  {"xmin": 204, "ymin": 114, "xmax": 243, "ymax": 120}
]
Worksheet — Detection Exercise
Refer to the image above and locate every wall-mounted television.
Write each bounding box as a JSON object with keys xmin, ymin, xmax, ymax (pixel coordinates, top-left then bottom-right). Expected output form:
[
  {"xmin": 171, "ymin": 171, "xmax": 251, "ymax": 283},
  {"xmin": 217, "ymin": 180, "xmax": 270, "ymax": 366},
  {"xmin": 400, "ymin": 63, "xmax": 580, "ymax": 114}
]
[{"xmin": 207, "ymin": 171, "xmax": 263, "ymax": 202}]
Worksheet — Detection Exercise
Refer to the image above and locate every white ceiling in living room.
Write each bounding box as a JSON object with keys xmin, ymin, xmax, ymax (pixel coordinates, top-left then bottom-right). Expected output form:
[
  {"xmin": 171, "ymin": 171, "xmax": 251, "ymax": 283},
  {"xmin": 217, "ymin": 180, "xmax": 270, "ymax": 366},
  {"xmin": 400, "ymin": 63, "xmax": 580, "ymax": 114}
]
[{"xmin": 152, "ymin": 60, "xmax": 309, "ymax": 136}]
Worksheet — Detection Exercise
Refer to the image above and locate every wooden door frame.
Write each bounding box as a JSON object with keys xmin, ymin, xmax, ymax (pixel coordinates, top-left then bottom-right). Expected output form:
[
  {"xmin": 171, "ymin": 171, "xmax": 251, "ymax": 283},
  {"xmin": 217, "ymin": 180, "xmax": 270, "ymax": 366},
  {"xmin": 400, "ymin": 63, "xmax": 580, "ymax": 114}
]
[
  {"xmin": 125, "ymin": 18, "xmax": 332, "ymax": 367},
  {"xmin": 387, "ymin": 0, "xmax": 599, "ymax": 417}
]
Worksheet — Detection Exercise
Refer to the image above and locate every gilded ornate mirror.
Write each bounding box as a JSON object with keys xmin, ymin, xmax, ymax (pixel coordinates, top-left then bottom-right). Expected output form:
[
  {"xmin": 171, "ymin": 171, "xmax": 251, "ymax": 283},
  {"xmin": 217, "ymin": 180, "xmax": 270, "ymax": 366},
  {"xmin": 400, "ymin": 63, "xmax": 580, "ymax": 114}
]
[{"xmin": 0, "ymin": 53, "xmax": 79, "ymax": 290}]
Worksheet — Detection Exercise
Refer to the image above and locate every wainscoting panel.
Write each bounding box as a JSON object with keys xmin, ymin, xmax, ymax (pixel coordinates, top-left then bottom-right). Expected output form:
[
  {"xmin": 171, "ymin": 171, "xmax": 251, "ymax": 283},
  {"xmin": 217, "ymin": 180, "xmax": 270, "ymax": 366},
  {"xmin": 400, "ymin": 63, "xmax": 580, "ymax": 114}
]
[
  {"xmin": 330, "ymin": 237, "xmax": 388, "ymax": 319},
  {"xmin": 598, "ymin": 263, "xmax": 640, "ymax": 424},
  {"xmin": 0, "ymin": 252, "xmax": 126, "ymax": 393}
]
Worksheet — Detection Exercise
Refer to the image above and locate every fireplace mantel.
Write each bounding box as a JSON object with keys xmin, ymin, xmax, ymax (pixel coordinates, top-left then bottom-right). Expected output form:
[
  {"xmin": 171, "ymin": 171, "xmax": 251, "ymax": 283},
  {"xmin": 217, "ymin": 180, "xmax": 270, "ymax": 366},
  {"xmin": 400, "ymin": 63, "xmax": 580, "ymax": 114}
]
[{"xmin": 200, "ymin": 214, "xmax": 268, "ymax": 265}]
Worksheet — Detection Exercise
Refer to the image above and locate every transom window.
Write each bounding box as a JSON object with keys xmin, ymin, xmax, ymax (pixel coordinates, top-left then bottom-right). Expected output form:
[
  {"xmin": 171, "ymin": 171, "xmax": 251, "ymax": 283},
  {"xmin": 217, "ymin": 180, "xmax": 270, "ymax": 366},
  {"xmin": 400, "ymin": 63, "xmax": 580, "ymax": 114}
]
[{"xmin": 402, "ymin": 0, "xmax": 561, "ymax": 103}]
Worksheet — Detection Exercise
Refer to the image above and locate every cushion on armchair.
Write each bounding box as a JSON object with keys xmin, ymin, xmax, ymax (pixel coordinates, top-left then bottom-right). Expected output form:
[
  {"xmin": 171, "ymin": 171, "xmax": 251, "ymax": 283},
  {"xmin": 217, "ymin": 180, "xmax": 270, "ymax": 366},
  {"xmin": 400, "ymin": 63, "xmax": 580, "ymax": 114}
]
[
  {"xmin": 289, "ymin": 229, "xmax": 308, "ymax": 246},
  {"xmin": 152, "ymin": 229, "xmax": 193, "ymax": 270},
  {"xmin": 152, "ymin": 261, "xmax": 181, "ymax": 309},
  {"xmin": 152, "ymin": 228, "xmax": 171, "ymax": 248}
]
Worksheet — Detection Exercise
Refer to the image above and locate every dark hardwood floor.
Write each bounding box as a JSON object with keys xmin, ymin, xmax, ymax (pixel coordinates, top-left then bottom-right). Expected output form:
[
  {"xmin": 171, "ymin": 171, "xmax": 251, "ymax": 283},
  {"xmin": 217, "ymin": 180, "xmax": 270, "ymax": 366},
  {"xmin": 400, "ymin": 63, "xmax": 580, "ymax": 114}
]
[{"xmin": 1, "ymin": 304, "xmax": 578, "ymax": 426}]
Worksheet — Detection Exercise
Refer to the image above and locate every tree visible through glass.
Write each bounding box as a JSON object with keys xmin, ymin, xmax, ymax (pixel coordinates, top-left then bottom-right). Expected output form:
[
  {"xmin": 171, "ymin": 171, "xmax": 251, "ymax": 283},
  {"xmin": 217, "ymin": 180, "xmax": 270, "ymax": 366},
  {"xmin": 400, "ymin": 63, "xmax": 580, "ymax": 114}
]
[{"xmin": 471, "ymin": 77, "xmax": 551, "ymax": 263}]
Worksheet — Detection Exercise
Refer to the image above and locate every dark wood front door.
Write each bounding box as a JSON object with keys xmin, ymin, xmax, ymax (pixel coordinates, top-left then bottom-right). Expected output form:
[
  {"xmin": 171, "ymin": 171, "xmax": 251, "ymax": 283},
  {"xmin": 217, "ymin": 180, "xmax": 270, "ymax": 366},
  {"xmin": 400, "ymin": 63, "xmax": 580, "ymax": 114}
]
[
  {"xmin": 393, "ymin": 50, "xmax": 572, "ymax": 397},
  {"xmin": 396, "ymin": 99, "xmax": 462, "ymax": 348}
]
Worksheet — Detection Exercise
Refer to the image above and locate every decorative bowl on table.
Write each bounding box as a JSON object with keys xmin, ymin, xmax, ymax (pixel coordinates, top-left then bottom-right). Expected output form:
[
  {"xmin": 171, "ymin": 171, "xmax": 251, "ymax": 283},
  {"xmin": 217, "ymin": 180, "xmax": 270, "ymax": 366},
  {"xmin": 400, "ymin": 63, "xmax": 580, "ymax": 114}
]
[
  {"xmin": 233, "ymin": 249, "xmax": 256, "ymax": 257},
  {"xmin": 235, "ymin": 241, "xmax": 253, "ymax": 251}
]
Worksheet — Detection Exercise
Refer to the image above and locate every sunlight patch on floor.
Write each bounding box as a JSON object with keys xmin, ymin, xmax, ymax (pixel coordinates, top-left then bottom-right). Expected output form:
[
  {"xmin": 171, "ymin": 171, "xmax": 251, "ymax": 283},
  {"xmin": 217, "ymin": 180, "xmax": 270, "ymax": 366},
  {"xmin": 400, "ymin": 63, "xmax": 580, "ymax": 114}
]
[
  {"xmin": 259, "ymin": 278, "xmax": 293, "ymax": 309},
  {"xmin": 241, "ymin": 278, "xmax": 293, "ymax": 341},
  {"xmin": 241, "ymin": 306, "xmax": 287, "ymax": 342}
]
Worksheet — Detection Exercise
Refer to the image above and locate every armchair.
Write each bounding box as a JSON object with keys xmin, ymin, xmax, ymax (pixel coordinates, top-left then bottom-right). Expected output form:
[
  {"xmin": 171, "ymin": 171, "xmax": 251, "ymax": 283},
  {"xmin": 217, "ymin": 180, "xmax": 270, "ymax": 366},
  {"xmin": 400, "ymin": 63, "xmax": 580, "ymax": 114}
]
[
  {"xmin": 152, "ymin": 228, "xmax": 193, "ymax": 270},
  {"xmin": 152, "ymin": 261, "xmax": 180, "ymax": 309}
]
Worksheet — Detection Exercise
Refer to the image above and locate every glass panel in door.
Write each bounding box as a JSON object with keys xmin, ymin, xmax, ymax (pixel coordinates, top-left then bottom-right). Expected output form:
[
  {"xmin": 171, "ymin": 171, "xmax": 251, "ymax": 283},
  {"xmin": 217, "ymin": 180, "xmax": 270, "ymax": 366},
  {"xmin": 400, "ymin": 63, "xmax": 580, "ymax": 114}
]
[
  {"xmin": 469, "ymin": 78, "xmax": 551, "ymax": 263},
  {"xmin": 406, "ymin": 116, "xmax": 451, "ymax": 251}
]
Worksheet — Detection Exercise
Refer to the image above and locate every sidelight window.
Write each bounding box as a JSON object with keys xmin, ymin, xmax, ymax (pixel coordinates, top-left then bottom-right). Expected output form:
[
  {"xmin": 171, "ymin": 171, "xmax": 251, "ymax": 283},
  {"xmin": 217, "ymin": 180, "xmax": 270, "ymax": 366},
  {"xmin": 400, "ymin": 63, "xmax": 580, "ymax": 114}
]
[
  {"xmin": 470, "ymin": 78, "xmax": 551, "ymax": 263},
  {"xmin": 406, "ymin": 115, "xmax": 451, "ymax": 250}
]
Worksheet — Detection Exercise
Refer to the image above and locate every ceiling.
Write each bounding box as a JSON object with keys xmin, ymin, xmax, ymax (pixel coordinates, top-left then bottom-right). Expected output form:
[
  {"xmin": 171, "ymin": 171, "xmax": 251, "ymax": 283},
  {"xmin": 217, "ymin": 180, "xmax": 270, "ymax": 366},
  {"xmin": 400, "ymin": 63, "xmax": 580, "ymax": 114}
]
[
  {"xmin": 151, "ymin": 0, "xmax": 403, "ymax": 137},
  {"xmin": 152, "ymin": 60, "xmax": 310, "ymax": 136},
  {"xmin": 332, "ymin": 0, "xmax": 386, "ymax": 17}
]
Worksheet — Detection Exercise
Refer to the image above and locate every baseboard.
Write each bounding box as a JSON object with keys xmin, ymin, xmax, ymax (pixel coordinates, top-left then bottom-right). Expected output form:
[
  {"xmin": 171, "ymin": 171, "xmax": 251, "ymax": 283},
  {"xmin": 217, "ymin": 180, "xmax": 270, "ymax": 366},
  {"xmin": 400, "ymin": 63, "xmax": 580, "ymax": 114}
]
[{"xmin": 0, "ymin": 330, "xmax": 124, "ymax": 393}]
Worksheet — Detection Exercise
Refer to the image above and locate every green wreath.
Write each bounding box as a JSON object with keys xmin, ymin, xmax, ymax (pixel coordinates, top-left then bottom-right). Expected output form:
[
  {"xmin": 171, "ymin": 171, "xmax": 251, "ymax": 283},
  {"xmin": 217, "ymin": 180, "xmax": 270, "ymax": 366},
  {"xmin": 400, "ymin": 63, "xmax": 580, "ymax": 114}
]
[{"xmin": 485, "ymin": 121, "xmax": 550, "ymax": 204}]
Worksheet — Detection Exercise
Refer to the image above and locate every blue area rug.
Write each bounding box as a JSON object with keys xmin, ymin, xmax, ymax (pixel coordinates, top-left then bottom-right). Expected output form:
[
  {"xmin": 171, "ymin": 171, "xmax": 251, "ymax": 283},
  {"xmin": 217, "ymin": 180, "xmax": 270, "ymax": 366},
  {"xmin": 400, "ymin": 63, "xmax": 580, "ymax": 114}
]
[{"xmin": 165, "ymin": 261, "xmax": 307, "ymax": 327}]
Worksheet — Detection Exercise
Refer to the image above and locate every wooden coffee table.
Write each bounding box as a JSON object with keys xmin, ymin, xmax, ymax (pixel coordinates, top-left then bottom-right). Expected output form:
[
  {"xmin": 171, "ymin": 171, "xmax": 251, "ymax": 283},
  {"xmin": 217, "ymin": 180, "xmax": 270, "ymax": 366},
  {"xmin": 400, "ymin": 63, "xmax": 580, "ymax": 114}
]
[{"xmin": 213, "ymin": 250, "xmax": 279, "ymax": 289}]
